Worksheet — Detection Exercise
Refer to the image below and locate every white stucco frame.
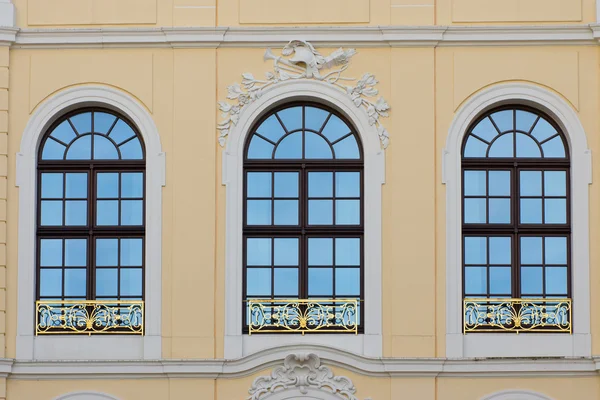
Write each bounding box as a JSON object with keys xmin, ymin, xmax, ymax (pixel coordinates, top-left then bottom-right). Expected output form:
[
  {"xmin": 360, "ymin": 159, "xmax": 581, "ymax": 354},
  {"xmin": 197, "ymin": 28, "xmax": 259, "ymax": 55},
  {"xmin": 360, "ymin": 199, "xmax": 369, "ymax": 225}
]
[
  {"xmin": 16, "ymin": 85, "xmax": 165, "ymax": 360},
  {"xmin": 54, "ymin": 393, "xmax": 120, "ymax": 400},
  {"xmin": 481, "ymin": 390, "xmax": 555, "ymax": 400},
  {"xmin": 222, "ymin": 80, "xmax": 385, "ymax": 358},
  {"xmin": 443, "ymin": 82, "xmax": 592, "ymax": 358}
]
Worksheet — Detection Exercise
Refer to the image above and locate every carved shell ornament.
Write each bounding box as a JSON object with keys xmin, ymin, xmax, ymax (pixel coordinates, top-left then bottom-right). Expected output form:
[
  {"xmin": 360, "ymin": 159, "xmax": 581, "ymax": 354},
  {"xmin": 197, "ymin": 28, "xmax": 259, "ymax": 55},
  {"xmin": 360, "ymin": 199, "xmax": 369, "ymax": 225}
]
[
  {"xmin": 217, "ymin": 40, "xmax": 390, "ymax": 148},
  {"xmin": 247, "ymin": 353, "xmax": 372, "ymax": 400}
]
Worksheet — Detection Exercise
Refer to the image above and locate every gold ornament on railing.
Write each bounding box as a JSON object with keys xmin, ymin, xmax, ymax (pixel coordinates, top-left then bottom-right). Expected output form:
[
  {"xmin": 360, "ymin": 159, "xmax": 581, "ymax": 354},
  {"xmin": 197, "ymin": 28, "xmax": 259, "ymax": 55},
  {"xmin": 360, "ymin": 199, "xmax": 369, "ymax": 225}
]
[
  {"xmin": 248, "ymin": 299, "xmax": 359, "ymax": 335},
  {"xmin": 36, "ymin": 300, "xmax": 144, "ymax": 335},
  {"xmin": 464, "ymin": 298, "xmax": 571, "ymax": 334}
]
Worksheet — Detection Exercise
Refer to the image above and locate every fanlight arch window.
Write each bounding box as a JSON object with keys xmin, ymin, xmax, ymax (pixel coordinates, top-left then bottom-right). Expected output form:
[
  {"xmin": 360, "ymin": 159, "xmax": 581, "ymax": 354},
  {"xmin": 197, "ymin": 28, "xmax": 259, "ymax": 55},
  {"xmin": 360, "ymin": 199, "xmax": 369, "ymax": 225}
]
[
  {"xmin": 462, "ymin": 106, "xmax": 571, "ymax": 333},
  {"xmin": 36, "ymin": 109, "xmax": 145, "ymax": 334},
  {"xmin": 243, "ymin": 103, "xmax": 363, "ymax": 333}
]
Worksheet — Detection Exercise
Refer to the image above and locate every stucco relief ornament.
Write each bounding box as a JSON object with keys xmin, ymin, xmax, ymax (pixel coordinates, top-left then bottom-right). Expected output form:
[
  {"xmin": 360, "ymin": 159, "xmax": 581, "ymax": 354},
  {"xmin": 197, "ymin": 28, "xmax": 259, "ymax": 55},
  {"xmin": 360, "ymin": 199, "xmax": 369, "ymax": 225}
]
[
  {"xmin": 247, "ymin": 353, "xmax": 371, "ymax": 400},
  {"xmin": 217, "ymin": 40, "xmax": 390, "ymax": 148}
]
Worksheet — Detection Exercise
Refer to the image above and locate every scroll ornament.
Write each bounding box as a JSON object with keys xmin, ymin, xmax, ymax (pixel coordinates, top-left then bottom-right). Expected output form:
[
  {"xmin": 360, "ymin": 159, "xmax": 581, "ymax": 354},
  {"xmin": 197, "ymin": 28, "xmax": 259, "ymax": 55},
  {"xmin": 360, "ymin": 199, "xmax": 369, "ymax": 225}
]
[
  {"xmin": 247, "ymin": 353, "xmax": 371, "ymax": 400},
  {"xmin": 217, "ymin": 40, "xmax": 390, "ymax": 149}
]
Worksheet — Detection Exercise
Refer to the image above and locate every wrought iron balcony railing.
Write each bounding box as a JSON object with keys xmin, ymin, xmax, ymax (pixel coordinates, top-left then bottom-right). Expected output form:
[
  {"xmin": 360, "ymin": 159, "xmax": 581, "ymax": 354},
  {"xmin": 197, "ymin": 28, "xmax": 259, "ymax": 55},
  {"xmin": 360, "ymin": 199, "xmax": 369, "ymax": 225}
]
[
  {"xmin": 464, "ymin": 298, "xmax": 571, "ymax": 334},
  {"xmin": 247, "ymin": 299, "xmax": 359, "ymax": 335},
  {"xmin": 36, "ymin": 300, "xmax": 144, "ymax": 335}
]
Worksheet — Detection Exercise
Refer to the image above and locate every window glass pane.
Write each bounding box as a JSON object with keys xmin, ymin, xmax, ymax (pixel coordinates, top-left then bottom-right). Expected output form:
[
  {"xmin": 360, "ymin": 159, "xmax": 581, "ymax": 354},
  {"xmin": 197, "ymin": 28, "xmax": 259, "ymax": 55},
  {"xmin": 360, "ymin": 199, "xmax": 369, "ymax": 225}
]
[
  {"xmin": 530, "ymin": 118, "xmax": 556, "ymax": 142},
  {"xmin": 520, "ymin": 171, "xmax": 542, "ymax": 196},
  {"xmin": 516, "ymin": 133, "xmax": 541, "ymax": 157},
  {"xmin": 119, "ymin": 137, "xmax": 143, "ymax": 160},
  {"xmin": 546, "ymin": 267, "xmax": 567, "ymax": 295},
  {"xmin": 121, "ymin": 238, "xmax": 143, "ymax": 266},
  {"xmin": 41, "ymin": 173, "xmax": 63, "ymax": 198},
  {"xmin": 520, "ymin": 199, "xmax": 542, "ymax": 224},
  {"xmin": 471, "ymin": 117, "xmax": 498, "ymax": 142},
  {"xmin": 336, "ymin": 238, "xmax": 360, "ymax": 266},
  {"xmin": 308, "ymin": 268, "xmax": 333, "ymax": 296},
  {"xmin": 93, "ymin": 135, "xmax": 119, "ymax": 159},
  {"xmin": 489, "ymin": 266, "xmax": 511, "ymax": 295},
  {"xmin": 321, "ymin": 115, "xmax": 351, "ymax": 143},
  {"xmin": 333, "ymin": 135, "xmax": 360, "ymax": 159},
  {"xmin": 247, "ymin": 238, "xmax": 271, "ymax": 266},
  {"xmin": 545, "ymin": 237, "xmax": 567, "ymax": 264},
  {"xmin": 50, "ymin": 120, "xmax": 77, "ymax": 144},
  {"xmin": 70, "ymin": 112, "xmax": 92, "ymax": 134},
  {"xmin": 42, "ymin": 139, "xmax": 66, "ymax": 160},
  {"xmin": 335, "ymin": 200, "xmax": 360, "ymax": 225},
  {"xmin": 94, "ymin": 112, "xmax": 117, "ymax": 134},
  {"xmin": 305, "ymin": 132, "xmax": 333, "ymax": 159},
  {"xmin": 40, "ymin": 269, "xmax": 62, "ymax": 297},
  {"xmin": 66, "ymin": 135, "xmax": 92, "ymax": 160},
  {"xmin": 274, "ymin": 268, "xmax": 298, "ymax": 296},
  {"xmin": 490, "ymin": 110, "xmax": 513, "ymax": 132},
  {"xmin": 520, "ymin": 237, "xmax": 542, "ymax": 264},
  {"xmin": 247, "ymin": 268, "xmax": 271, "ymax": 296},
  {"xmin": 545, "ymin": 199, "xmax": 566, "ymax": 224},
  {"xmin": 247, "ymin": 200, "xmax": 271, "ymax": 225},
  {"xmin": 542, "ymin": 136, "xmax": 566, "ymax": 158},
  {"xmin": 308, "ymin": 200, "xmax": 333, "ymax": 225},
  {"xmin": 96, "ymin": 238, "xmax": 118, "ymax": 266},
  {"xmin": 247, "ymin": 135, "xmax": 274, "ymax": 159},
  {"xmin": 544, "ymin": 171, "xmax": 566, "ymax": 196},
  {"xmin": 516, "ymin": 110, "xmax": 538, "ymax": 132},
  {"xmin": 521, "ymin": 266, "xmax": 543, "ymax": 294},
  {"xmin": 65, "ymin": 200, "xmax": 87, "ymax": 226},
  {"xmin": 97, "ymin": 173, "xmax": 119, "ymax": 198},
  {"xmin": 464, "ymin": 237, "xmax": 487, "ymax": 264},
  {"xmin": 308, "ymin": 238, "xmax": 333, "ymax": 266},
  {"xmin": 464, "ymin": 170, "xmax": 486, "ymax": 196},
  {"xmin": 121, "ymin": 173, "xmax": 143, "ymax": 198},
  {"xmin": 108, "ymin": 120, "xmax": 135, "ymax": 144},
  {"xmin": 488, "ymin": 171, "xmax": 510, "ymax": 196},
  {"xmin": 463, "ymin": 136, "xmax": 488, "ymax": 158},
  {"xmin": 120, "ymin": 269, "xmax": 142, "ymax": 296},
  {"xmin": 464, "ymin": 266, "xmax": 487, "ymax": 295},
  {"xmin": 277, "ymin": 107, "xmax": 302, "ymax": 132},
  {"xmin": 97, "ymin": 200, "xmax": 119, "ymax": 225},
  {"xmin": 274, "ymin": 238, "xmax": 298, "ymax": 266},
  {"xmin": 65, "ymin": 239, "xmax": 86, "ymax": 267},
  {"xmin": 121, "ymin": 200, "xmax": 143, "ymax": 225},
  {"xmin": 488, "ymin": 133, "xmax": 513, "ymax": 157},
  {"xmin": 256, "ymin": 115, "xmax": 286, "ymax": 143},
  {"xmin": 274, "ymin": 172, "xmax": 298, "ymax": 198},
  {"xmin": 40, "ymin": 239, "xmax": 63, "ymax": 266},
  {"xmin": 247, "ymin": 172, "xmax": 271, "ymax": 198},
  {"xmin": 464, "ymin": 198, "xmax": 486, "ymax": 223},
  {"xmin": 336, "ymin": 172, "xmax": 360, "ymax": 197},
  {"xmin": 488, "ymin": 198, "xmax": 510, "ymax": 223},
  {"xmin": 274, "ymin": 200, "xmax": 298, "ymax": 225},
  {"xmin": 41, "ymin": 201, "xmax": 63, "ymax": 226},
  {"xmin": 308, "ymin": 172, "xmax": 333, "ymax": 197},
  {"xmin": 96, "ymin": 268, "xmax": 118, "ymax": 296},
  {"xmin": 336, "ymin": 268, "xmax": 360, "ymax": 296},
  {"xmin": 305, "ymin": 107, "xmax": 330, "ymax": 131},
  {"xmin": 274, "ymin": 132, "xmax": 302, "ymax": 159},
  {"xmin": 489, "ymin": 237, "xmax": 511, "ymax": 264},
  {"xmin": 66, "ymin": 173, "xmax": 87, "ymax": 198},
  {"xmin": 64, "ymin": 269, "xmax": 86, "ymax": 297}
]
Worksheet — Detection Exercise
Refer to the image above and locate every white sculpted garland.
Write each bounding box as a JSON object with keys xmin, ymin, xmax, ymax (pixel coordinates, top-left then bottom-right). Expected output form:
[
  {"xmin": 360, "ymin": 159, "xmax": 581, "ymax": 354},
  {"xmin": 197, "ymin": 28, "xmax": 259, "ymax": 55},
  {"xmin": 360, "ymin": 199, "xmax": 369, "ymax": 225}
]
[
  {"xmin": 217, "ymin": 40, "xmax": 390, "ymax": 148},
  {"xmin": 247, "ymin": 353, "xmax": 371, "ymax": 400}
]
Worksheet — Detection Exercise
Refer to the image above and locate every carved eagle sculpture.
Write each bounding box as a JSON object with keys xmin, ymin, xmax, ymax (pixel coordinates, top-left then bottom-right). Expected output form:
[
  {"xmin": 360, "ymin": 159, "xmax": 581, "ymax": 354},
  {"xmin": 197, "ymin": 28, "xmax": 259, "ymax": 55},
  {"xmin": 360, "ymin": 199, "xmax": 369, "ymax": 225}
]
[{"xmin": 274, "ymin": 40, "xmax": 357, "ymax": 79}]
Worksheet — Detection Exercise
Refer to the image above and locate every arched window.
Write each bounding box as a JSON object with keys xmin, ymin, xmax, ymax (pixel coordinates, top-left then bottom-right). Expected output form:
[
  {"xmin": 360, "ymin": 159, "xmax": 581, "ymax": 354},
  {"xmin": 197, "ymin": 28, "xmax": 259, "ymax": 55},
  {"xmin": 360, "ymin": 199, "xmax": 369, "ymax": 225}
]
[
  {"xmin": 243, "ymin": 103, "xmax": 363, "ymax": 333},
  {"xmin": 36, "ymin": 108, "xmax": 145, "ymax": 334},
  {"xmin": 462, "ymin": 106, "xmax": 571, "ymax": 332}
]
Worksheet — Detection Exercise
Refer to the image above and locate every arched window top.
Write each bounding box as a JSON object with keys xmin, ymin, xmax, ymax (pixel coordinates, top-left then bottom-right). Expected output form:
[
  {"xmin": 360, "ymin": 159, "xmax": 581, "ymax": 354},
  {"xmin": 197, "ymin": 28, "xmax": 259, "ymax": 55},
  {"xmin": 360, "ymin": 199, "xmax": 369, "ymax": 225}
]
[
  {"xmin": 40, "ymin": 109, "xmax": 144, "ymax": 161},
  {"xmin": 245, "ymin": 104, "xmax": 362, "ymax": 160},
  {"xmin": 462, "ymin": 106, "xmax": 568, "ymax": 159}
]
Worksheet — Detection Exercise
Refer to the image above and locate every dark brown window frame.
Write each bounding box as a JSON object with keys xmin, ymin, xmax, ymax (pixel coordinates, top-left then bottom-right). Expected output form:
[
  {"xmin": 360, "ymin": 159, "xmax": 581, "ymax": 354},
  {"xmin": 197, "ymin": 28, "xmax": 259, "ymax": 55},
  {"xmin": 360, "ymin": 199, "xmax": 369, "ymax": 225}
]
[
  {"xmin": 242, "ymin": 102, "xmax": 365, "ymax": 333},
  {"xmin": 461, "ymin": 105, "xmax": 571, "ymax": 301}
]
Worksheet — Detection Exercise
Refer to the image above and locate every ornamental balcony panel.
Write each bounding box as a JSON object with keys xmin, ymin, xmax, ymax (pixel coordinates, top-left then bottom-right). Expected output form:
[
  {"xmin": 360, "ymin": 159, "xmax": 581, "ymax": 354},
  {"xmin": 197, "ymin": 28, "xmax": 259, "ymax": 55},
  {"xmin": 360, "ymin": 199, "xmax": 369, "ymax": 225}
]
[
  {"xmin": 247, "ymin": 299, "xmax": 359, "ymax": 335},
  {"xmin": 464, "ymin": 298, "xmax": 571, "ymax": 333},
  {"xmin": 36, "ymin": 300, "xmax": 144, "ymax": 335}
]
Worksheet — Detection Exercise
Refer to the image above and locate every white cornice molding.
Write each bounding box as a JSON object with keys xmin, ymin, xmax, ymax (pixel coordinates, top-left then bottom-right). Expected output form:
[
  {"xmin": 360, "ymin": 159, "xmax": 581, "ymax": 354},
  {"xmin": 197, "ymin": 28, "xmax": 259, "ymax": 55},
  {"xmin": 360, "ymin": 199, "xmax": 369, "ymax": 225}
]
[
  {"xmin": 2, "ymin": 347, "xmax": 600, "ymax": 379},
  {"xmin": 0, "ymin": 27, "xmax": 17, "ymax": 45},
  {"xmin": 6, "ymin": 25, "xmax": 600, "ymax": 49}
]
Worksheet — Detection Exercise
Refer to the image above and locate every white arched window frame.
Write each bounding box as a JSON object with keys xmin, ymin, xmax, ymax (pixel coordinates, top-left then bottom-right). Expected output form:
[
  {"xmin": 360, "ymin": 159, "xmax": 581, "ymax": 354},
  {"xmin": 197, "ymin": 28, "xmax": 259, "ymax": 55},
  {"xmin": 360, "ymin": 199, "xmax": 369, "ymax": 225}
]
[
  {"xmin": 222, "ymin": 80, "xmax": 385, "ymax": 358},
  {"xmin": 16, "ymin": 85, "xmax": 165, "ymax": 361},
  {"xmin": 443, "ymin": 83, "xmax": 592, "ymax": 358},
  {"xmin": 480, "ymin": 390, "xmax": 555, "ymax": 400},
  {"xmin": 54, "ymin": 393, "xmax": 121, "ymax": 400}
]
